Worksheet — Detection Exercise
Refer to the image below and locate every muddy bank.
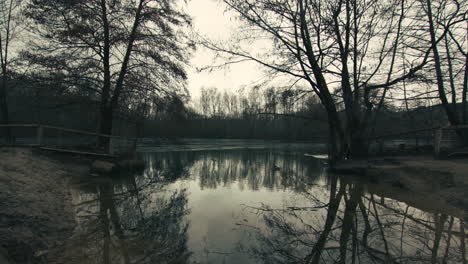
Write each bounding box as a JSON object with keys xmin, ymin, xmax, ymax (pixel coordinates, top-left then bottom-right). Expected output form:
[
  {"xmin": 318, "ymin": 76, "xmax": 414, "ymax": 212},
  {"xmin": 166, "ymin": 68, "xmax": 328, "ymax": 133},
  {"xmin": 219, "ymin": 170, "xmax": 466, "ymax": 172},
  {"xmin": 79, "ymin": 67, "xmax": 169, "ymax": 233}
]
[
  {"xmin": 333, "ymin": 156, "xmax": 468, "ymax": 219},
  {"xmin": 0, "ymin": 148, "xmax": 88, "ymax": 264}
]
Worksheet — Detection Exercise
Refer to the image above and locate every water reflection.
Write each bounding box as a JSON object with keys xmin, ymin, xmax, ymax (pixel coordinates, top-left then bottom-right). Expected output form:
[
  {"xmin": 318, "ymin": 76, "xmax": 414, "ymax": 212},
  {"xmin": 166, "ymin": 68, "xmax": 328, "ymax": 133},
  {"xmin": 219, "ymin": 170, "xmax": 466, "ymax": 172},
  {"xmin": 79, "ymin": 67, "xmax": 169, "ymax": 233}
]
[
  {"xmin": 63, "ymin": 149, "xmax": 466, "ymax": 264},
  {"xmin": 64, "ymin": 163, "xmax": 191, "ymax": 264},
  {"xmin": 239, "ymin": 175, "xmax": 467, "ymax": 264},
  {"xmin": 142, "ymin": 150, "xmax": 325, "ymax": 191}
]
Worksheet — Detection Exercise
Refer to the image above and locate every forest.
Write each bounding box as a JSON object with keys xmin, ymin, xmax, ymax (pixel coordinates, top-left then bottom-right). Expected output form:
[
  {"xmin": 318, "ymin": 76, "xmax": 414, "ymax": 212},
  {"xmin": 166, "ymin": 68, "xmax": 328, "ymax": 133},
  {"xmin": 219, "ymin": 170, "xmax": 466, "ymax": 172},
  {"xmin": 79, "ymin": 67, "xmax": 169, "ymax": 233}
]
[
  {"xmin": 0, "ymin": 1, "xmax": 467, "ymax": 264},
  {"xmin": 0, "ymin": 0, "xmax": 466, "ymax": 161}
]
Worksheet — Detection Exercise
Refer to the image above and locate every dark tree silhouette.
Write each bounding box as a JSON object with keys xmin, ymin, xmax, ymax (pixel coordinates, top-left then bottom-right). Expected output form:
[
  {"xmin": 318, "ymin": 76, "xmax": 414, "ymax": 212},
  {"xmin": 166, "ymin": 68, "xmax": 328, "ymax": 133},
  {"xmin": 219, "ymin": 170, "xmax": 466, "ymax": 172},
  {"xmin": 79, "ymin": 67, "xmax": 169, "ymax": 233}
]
[
  {"xmin": 24, "ymin": 0, "xmax": 193, "ymax": 147},
  {"xmin": 423, "ymin": 0, "xmax": 467, "ymax": 142},
  {"xmin": 0, "ymin": 0, "xmax": 22, "ymax": 142},
  {"xmin": 201, "ymin": 0, "xmax": 460, "ymax": 161}
]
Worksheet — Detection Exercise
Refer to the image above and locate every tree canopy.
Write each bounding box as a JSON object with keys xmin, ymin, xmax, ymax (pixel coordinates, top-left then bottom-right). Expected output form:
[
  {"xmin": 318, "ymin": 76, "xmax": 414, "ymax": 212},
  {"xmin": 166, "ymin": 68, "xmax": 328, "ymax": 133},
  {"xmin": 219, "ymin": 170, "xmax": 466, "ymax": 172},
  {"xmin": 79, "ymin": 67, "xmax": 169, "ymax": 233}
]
[
  {"xmin": 24, "ymin": 0, "xmax": 194, "ymax": 139},
  {"xmin": 201, "ymin": 0, "xmax": 467, "ymax": 160}
]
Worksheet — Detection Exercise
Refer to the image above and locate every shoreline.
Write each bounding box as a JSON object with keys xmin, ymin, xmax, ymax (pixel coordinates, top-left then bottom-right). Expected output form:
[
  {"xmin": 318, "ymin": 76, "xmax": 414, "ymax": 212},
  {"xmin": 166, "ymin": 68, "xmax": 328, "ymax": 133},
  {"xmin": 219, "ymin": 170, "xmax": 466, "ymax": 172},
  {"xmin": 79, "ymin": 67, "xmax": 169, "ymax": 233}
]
[
  {"xmin": 333, "ymin": 155, "xmax": 468, "ymax": 220},
  {"xmin": 1, "ymin": 147, "xmax": 467, "ymax": 263},
  {"xmin": 0, "ymin": 148, "xmax": 89, "ymax": 264}
]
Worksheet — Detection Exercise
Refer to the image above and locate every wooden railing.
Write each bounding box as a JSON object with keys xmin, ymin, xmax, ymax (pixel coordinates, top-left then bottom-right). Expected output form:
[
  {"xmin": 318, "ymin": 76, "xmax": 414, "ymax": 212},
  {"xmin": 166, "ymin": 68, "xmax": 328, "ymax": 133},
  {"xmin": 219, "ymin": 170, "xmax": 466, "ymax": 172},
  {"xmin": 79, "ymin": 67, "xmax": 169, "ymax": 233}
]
[
  {"xmin": 366, "ymin": 125, "xmax": 467, "ymax": 158},
  {"xmin": 367, "ymin": 127, "xmax": 438, "ymax": 141},
  {"xmin": 0, "ymin": 124, "xmax": 137, "ymax": 157},
  {"xmin": 434, "ymin": 125, "xmax": 468, "ymax": 158}
]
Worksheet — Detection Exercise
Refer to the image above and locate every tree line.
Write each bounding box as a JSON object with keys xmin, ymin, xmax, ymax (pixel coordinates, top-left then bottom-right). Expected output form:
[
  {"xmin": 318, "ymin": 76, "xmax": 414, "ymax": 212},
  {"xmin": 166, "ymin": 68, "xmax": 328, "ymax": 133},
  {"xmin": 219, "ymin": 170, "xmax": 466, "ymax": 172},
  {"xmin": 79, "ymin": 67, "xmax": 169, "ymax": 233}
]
[
  {"xmin": 0, "ymin": 0, "xmax": 193, "ymax": 148},
  {"xmin": 143, "ymin": 86, "xmax": 329, "ymax": 139},
  {"xmin": 0, "ymin": 0, "xmax": 466, "ymax": 161},
  {"xmin": 202, "ymin": 0, "xmax": 467, "ymax": 161},
  {"xmin": 142, "ymin": 84, "xmax": 451, "ymax": 141}
]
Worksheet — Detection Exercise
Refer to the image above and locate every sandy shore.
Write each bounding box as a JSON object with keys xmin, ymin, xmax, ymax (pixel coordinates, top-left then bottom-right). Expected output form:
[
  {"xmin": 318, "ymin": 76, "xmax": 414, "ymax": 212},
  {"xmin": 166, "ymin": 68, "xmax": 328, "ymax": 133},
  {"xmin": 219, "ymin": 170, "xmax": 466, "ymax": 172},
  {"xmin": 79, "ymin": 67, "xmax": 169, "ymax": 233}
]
[
  {"xmin": 334, "ymin": 156, "xmax": 468, "ymax": 220},
  {"xmin": 0, "ymin": 148, "xmax": 88, "ymax": 264}
]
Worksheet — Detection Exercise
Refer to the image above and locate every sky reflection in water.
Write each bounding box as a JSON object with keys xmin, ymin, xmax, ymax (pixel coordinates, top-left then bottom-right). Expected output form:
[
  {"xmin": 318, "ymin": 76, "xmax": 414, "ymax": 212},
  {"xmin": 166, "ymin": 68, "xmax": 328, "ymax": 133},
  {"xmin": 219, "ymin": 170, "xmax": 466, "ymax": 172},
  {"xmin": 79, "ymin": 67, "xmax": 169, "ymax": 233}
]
[{"xmin": 68, "ymin": 148, "xmax": 467, "ymax": 264}]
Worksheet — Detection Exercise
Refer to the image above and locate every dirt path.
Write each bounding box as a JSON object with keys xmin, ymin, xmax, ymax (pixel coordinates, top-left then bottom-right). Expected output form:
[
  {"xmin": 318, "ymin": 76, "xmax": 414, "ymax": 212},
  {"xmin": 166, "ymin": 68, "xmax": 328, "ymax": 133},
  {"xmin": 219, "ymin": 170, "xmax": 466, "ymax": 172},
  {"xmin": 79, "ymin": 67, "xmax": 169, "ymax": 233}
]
[{"xmin": 0, "ymin": 148, "xmax": 88, "ymax": 264}]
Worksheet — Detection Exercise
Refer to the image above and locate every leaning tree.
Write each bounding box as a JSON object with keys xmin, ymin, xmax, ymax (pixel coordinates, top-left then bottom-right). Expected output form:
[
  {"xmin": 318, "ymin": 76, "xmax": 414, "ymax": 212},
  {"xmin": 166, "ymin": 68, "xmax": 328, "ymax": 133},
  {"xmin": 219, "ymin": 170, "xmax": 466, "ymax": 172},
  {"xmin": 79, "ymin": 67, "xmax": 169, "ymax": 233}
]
[
  {"xmin": 422, "ymin": 0, "xmax": 467, "ymax": 141},
  {"xmin": 25, "ymin": 0, "xmax": 194, "ymax": 147}
]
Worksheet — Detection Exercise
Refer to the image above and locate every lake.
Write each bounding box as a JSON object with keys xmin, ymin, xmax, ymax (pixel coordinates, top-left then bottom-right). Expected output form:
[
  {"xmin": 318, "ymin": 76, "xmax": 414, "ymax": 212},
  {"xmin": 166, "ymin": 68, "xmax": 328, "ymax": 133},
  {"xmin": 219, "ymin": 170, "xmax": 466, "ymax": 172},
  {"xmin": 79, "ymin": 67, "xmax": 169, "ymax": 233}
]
[{"xmin": 67, "ymin": 141, "xmax": 466, "ymax": 264}]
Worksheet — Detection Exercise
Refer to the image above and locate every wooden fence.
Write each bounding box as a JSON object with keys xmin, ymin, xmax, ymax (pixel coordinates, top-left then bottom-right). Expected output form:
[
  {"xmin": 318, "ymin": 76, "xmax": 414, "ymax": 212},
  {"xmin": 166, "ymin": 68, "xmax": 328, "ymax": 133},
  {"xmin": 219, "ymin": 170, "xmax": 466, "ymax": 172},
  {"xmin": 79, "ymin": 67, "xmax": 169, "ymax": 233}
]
[
  {"xmin": 0, "ymin": 124, "xmax": 137, "ymax": 158},
  {"xmin": 433, "ymin": 125, "xmax": 468, "ymax": 158},
  {"xmin": 367, "ymin": 125, "xmax": 468, "ymax": 158}
]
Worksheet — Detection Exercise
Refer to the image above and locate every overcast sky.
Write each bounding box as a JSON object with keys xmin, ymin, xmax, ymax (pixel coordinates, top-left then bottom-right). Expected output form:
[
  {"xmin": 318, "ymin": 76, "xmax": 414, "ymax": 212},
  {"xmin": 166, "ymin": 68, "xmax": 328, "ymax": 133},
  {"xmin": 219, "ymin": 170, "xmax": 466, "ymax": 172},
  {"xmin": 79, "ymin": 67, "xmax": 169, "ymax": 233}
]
[{"xmin": 185, "ymin": 0, "xmax": 266, "ymax": 98}]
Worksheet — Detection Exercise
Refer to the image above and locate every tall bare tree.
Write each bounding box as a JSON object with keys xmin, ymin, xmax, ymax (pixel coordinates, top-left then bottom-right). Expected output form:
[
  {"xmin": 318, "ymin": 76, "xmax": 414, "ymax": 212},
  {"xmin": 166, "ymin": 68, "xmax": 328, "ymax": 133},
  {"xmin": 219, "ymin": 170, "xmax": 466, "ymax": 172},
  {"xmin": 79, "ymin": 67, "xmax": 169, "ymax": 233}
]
[
  {"xmin": 0, "ymin": 0, "xmax": 22, "ymax": 142},
  {"xmin": 25, "ymin": 0, "xmax": 193, "ymax": 147},
  {"xmin": 423, "ymin": 0, "xmax": 467, "ymax": 141},
  {"xmin": 202, "ymin": 0, "xmax": 450, "ymax": 161}
]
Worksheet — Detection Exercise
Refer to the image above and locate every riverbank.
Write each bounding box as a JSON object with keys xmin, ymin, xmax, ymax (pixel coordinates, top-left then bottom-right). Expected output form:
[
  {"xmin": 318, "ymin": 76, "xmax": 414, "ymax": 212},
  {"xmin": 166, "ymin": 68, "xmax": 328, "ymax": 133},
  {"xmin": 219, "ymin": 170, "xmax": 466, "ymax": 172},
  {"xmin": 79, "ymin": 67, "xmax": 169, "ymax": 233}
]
[
  {"xmin": 0, "ymin": 148, "xmax": 89, "ymax": 264},
  {"xmin": 333, "ymin": 156, "xmax": 468, "ymax": 219},
  {"xmin": 1, "ymin": 146, "xmax": 467, "ymax": 263}
]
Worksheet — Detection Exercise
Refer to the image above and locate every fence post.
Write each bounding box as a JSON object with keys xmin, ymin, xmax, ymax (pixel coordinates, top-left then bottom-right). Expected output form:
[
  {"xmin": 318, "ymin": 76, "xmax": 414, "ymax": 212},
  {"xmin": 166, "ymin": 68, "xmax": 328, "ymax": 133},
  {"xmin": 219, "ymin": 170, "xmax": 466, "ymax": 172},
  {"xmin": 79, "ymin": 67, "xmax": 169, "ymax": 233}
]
[
  {"xmin": 37, "ymin": 125, "xmax": 43, "ymax": 146},
  {"xmin": 131, "ymin": 138, "xmax": 138, "ymax": 158},
  {"xmin": 108, "ymin": 137, "xmax": 114, "ymax": 155},
  {"xmin": 434, "ymin": 128, "xmax": 442, "ymax": 158}
]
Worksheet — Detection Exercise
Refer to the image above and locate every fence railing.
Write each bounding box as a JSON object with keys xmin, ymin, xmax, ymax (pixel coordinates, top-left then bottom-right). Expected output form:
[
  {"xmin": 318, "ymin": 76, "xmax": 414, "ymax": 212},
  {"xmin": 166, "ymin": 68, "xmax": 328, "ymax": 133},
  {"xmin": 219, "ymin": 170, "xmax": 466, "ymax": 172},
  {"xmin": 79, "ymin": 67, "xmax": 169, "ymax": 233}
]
[
  {"xmin": 433, "ymin": 125, "xmax": 468, "ymax": 158},
  {"xmin": 367, "ymin": 125, "xmax": 468, "ymax": 158},
  {"xmin": 0, "ymin": 124, "xmax": 137, "ymax": 157}
]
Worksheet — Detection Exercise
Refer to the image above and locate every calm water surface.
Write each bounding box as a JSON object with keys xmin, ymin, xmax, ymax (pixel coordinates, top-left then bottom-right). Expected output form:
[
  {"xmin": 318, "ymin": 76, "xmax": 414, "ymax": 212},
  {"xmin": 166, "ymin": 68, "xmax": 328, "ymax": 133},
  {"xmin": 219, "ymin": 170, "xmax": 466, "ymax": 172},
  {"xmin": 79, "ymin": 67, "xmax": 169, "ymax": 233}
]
[{"xmin": 67, "ymin": 143, "xmax": 467, "ymax": 264}]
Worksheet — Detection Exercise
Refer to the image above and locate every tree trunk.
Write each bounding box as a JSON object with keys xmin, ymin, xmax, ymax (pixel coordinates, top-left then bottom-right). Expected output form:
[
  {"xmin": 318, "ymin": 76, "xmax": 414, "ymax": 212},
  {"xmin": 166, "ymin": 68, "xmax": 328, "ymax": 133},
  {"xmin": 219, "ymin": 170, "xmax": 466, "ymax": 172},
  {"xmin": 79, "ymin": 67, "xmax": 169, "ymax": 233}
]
[
  {"xmin": 96, "ymin": 0, "xmax": 144, "ymax": 152},
  {"xmin": 349, "ymin": 134, "xmax": 368, "ymax": 158},
  {"xmin": 426, "ymin": 0, "xmax": 459, "ymax": 127},
  {"xmin": 461, "ymin": 37, "xmax": 468, "ymax": 145},
  {"xmin": 0, "ymin": 79, "xmax": 11, "ymax": 143},
  {"xmin": 327, "ymin": 112, "xmax": 347, "ymax": 164},
  {"xmin": 328, "ymin": 112, "xmax": 368, "ymax": 162},
  {"xmin": 463, "ymin": 47, "xmax": 467, "ymax": 125},
  {"xmin": 0, "ymin": 0, "xmax": 13, "ymax": 144},
  {"xmin": 99, "ymin": 106, "xmax": 113, "ymax": 151},
  {"xmin": 426, "ymin": 0, "xmax": 468, "ymax": 145}
]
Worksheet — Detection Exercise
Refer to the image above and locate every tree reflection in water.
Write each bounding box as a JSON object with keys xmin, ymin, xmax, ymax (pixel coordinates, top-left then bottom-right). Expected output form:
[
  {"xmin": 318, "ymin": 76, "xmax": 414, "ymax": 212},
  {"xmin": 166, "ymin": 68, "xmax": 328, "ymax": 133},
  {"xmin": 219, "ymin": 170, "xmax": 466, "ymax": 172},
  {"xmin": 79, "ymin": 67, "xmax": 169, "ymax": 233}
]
[
  {"xmin": 61, "ymin": 150, "xmax": 467, "ymax": 263},
  {"xmin": 238, "ymin": 175, "xmax": 467, "ymax": 264},
  {"xmin": 142, "ymin": 150, "xmax": 325, "ymax": 191},
  {"xmin": 63, "ymin": 157, "xmax": 193, "ymax": 264}
]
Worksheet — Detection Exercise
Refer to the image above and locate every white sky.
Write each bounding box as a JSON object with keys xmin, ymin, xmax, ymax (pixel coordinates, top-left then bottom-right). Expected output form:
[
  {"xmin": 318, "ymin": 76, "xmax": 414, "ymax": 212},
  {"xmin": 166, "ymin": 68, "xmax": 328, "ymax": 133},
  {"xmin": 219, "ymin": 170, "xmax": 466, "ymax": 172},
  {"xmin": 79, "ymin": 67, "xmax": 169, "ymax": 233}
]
[{"xmin": 185, "ymin": 0, "xmax": 266, "ymax": 98}]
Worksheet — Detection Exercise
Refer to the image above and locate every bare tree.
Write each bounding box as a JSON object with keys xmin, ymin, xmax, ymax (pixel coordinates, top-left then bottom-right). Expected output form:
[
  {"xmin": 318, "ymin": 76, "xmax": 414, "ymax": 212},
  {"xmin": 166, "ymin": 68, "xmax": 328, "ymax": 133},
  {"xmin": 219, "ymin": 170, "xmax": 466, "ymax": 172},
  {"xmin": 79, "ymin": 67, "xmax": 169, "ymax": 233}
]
[
  {"xmin": 201, "ymin": 0, "xmax": 451, "ymax": 161},
  {"xmin": 25, "ymin": 0, "xmax": 193, "ymax": 147},
  {"xmin": 0, "ymin": 0, "xmax": 22, "ymax": 142},
  {"xmin": 423, "ymin": 0, "xmax": 467, "ymax": 142}
]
